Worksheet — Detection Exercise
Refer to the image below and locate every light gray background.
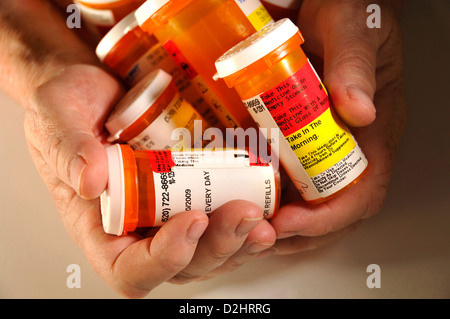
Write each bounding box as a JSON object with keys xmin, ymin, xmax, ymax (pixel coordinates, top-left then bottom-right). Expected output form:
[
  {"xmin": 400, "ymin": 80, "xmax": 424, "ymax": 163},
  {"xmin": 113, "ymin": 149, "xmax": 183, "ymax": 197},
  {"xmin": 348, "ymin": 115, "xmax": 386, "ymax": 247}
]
[{"xmin": 1, "ymin": 0, "xmax": 449, "ymax": 298}]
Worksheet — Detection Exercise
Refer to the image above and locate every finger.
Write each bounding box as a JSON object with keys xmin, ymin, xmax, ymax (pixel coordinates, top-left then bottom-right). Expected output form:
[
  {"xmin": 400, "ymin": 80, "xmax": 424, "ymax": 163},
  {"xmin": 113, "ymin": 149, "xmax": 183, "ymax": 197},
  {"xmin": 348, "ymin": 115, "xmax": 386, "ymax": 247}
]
[
  {"xmin": 204, "ymin": 219, "xmax": 276, "ymax": 278},
  {"xmin": 298, "ymin": 0, "xmax": 379, "ymax": 127},
  {"xmin": 264, "ymin": 221, "xmax": 362, "ymax": 257},
  {"xmin": 25, "ymin": 66, "xmax": 123, "ymax": 199},
  {"xmin": 25, "ymin": 109, "xmax": 108, "ymax": 200},
  {"xmin": 321, "ymin": 1, "xmax": 379, "ymax": 127},
  {"xmin": 271, "ymin": 171, "xmax": 381, "ymax": 239},
  {"xmin": 171, "ymin": 200, "xmax": 264, "ymax": 284},
  {"xmin": 96, "ymin": 211, "xmax": 209, "ymax": 299}
]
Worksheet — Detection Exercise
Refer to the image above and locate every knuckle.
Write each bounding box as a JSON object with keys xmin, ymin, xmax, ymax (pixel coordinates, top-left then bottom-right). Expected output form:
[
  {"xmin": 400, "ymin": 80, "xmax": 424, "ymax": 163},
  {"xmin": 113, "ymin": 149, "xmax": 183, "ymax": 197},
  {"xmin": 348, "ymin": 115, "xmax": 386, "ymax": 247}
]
[
  {"xmin": 44, "ymin": 133, "xmax": 68, "ymax": 180},
  {"xmin": 208, "ymin": 245, "xmax": 236, "ymax": 263},
  {"xmin": 310, "ymin": 221, "xmax": 335, "ymax": 237},
  {"xmin": 159, "ymin": 254, "xmax": 191, "ymax": 276},
  {"xmin": 170, "ymin": 271, "xmax": 201, "ymax": 285},
  {"xmin": 225, "ymin": 257, "xmax": 246, "ymax": 270}
]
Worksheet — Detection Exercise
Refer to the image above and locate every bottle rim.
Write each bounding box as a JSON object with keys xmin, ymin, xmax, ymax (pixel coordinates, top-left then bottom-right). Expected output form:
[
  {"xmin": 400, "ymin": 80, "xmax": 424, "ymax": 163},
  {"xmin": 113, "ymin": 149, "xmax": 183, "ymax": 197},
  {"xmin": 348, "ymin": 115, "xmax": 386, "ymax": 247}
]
[
  {"xmin": 95, "ymin": 11, "xmax": 139, "ymax": 62},
  {"xmin": 135, "ymin": 0, "xmax": 170, "ymax": 26},
  {"xmin": 105, "ymin": 69, "xmax": 173, "ymax": 142},
  {"xmin": 214, "ymin": 18, "xmax": 301, "ymax": 80}
]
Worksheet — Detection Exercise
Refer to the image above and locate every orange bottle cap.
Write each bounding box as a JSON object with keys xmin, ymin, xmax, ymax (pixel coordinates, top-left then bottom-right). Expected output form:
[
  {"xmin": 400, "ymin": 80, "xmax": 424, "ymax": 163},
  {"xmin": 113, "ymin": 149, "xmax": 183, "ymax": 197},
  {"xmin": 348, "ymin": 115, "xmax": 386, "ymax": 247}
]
[
  {"xmin": 214, "ymin": 18, "xmax": 302, "ymax": 80},
  {"xmin": 95, "ymin": 11, "xmax": 139, "ymax": 62},
  {"xmin": 105, "ymin": 69, "xmax": 173, "ymax": 141}
]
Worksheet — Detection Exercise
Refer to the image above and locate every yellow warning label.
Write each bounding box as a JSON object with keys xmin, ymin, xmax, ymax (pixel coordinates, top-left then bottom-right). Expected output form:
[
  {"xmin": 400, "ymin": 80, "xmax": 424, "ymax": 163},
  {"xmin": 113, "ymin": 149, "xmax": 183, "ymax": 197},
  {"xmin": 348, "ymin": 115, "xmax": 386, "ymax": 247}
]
[
  {"xmin": 247, "ymin": 5, "xmax": 273, "ymax": 31},
  {"xmin": 286, "ymin": 108, "xmax": 356, "ymax": 177}
]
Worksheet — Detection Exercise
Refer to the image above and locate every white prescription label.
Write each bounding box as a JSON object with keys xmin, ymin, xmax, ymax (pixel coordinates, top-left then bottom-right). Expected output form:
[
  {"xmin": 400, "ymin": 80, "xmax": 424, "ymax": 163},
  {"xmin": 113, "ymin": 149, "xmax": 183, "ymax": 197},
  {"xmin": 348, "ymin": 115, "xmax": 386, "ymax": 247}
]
[
  {"xmin": 129, "ymin": 94, "xmax": 203, "ymax": 151},
  {"xmin": 149, "ymin": 150, "xmax": 278, "ymax": 226}
]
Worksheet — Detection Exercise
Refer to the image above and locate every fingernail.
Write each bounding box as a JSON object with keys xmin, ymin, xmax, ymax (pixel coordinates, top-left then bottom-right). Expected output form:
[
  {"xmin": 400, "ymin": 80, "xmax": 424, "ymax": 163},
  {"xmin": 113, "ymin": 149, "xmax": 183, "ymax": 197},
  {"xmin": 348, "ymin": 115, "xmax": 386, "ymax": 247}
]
[
  {"xmin": 186, "ymin": 220, "xmax": 208, "ymax": 244},
  {"xmin": 277, "ymin": 231, "xmax": 300, "ymax": 239},
  {"xmin": 70, "ymin": 155, "xmax": 87, "ymax": 196},
  {"xmin": 247, "ymin": 242, "xmax": 273, "ymax": 254},
  {"xmin": 235, "ymin": 217, "xmax": 263, "ymax": 237}
]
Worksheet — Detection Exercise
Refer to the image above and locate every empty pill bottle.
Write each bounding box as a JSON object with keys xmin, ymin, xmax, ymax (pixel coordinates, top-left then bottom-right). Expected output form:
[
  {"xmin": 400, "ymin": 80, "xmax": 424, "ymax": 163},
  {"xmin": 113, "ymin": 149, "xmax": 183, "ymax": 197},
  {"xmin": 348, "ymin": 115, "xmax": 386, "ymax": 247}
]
[
  {"xmin": 96, "ymin": 12, "xmax": 218, "ymax": 126},
  {"xmin": 74, "ymin": 0, "xmax": 145, "ymax": 35},
  {"xmin": 261, "ymin": 0, "xmax": 301, "ymax": 22},
  {"xmin": 101, "ymin": 144, "xmax": 280, "ymax": 235},
  {"xmin": 135, "ymin": 0, "xmax": 274, "ymax": 130},
  {"xmin": 105, "ymin": 69, "xmax": 208, "ymax": 151},
  {"xmin": 214, "ymin": 18, "xmax": 369, "ymax": 204}
]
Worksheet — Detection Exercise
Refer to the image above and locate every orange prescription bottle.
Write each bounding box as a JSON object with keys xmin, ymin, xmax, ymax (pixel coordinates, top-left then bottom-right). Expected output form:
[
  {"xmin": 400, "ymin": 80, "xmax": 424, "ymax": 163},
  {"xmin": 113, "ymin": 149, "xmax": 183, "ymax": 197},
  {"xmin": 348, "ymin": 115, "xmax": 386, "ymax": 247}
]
[
  {"xmin": 134, "ymin": 0, "xmax": 274, "ymax": 129},
  {"xmin": 74, "ymin": 0, "xmax": 145, "ymax": 35},
  {"xmin": 105, "ymin": 69, "xmax": 207, "ymax": 151},
  {"xmin": 96, "ymin": 12, "xmax": 218, "ymax": 126},
  {"xmin": 101, "ymin": 144, "xmax": 281, "ymax": 235},
  {"xmin": 214, "ymin": 19, "xmax": 369, "ymax": 204},
  {"xmin": 261, "ymin": 0, "xmax": 301, "ymax": 22}
]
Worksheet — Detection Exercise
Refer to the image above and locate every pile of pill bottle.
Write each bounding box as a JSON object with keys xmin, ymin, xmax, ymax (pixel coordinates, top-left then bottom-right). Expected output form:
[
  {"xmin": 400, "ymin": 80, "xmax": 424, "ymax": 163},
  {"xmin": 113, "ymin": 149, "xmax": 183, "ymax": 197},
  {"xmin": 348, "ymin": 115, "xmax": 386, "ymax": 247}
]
[
  {"xmin": 134, "ymin": 0, "xmax": 274, "ymax": 129},
  {"xmin": 101, "ymin": 144, "xmax": 280, "ymax": 235},
  {"xmin": 105, "ymin": 69, "xmax": 208, "ymax": 151},
  {"xmin": 95, "ymin": 12, "xmax": 218, "ymax": 126},
  {"xmin": 214, "ymin": 18, "xmax": 369, "ymax": 204},
  {"xmin": 74, "ymin": 0, "xmax": 145, "ymax": 35}
]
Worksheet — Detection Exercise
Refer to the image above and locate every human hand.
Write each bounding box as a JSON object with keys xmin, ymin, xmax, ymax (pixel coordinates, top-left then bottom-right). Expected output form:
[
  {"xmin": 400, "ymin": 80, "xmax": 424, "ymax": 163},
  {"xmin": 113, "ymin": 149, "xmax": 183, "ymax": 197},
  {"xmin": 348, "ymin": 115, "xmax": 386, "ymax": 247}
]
[
  {"xmin": 24, "ymin": 64, "xmax": 275, "ymax": 298},
  {"xmin": 265, "ymin": 0, "xmax": 407, "ymax": 254}
]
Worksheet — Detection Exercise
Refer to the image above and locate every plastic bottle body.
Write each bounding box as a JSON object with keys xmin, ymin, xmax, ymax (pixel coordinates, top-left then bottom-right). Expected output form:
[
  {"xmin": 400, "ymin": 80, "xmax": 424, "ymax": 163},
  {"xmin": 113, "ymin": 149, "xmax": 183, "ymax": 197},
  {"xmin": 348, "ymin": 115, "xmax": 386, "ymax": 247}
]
[
  {"xmin": 75, "ymin": 0, "xmax": 145, "ymax": 35},
  {"xmin": 99, "ymin": 22, "xmax": 160, "ymax": 82},
  {"xmin": 96, "ymin": 13, "xmax": 218, "ymax": 126},
  {"xmin": 101, "ymin": 144, "xmax": 281, "ymax": 236},
  {"xmin": 136, "ymin": 0, "xmax": 273, "ymax": 129},
  {"xmin": 215, "ymin": 19, "xmax": 369, "ymax": 204},
  {"xmin": 105, "ymin": 69, "xmax": 208, "ymax": 151}
]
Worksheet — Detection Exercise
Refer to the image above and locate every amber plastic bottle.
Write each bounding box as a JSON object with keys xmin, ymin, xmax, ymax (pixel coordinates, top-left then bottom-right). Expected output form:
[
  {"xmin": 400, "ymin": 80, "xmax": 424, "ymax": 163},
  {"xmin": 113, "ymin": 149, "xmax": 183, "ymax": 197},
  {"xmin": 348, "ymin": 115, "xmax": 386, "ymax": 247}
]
[
  {"xmin": 105, "ymin": 69, "xmax": 208, "ymax": 151},
  {"xmin": 215, "ymin": 19, "xmax": 369, "ymax": 204},
  {"xmin": 101, "ymin": 144, "xmax": 280, "ymax": 235},
  {"xmin": 134, "ymin": 0, "xmax": 274, "ymax": 129},
  {"xmin": 96, "ymin": 12, "xmax": 218, "ymax": 126}
]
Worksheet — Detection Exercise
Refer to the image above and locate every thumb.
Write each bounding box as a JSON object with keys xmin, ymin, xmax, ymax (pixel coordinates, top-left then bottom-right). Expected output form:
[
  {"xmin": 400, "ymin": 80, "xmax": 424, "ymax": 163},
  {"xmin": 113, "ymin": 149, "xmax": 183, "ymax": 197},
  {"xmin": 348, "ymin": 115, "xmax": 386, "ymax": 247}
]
[
  {"xmin": 25, "ymin": 110, "xmax": 109, "ymax": 200},
  {"xmin": 62, "ymin": 132, "xmax": 109, "ymax": 200},
  {"xmin": 321, "ymin": 4, "xmax": 379, "ymax": 127},
  {"xmin": 25, "ymin": 66, "xmax": 122, "ymax": 200}
]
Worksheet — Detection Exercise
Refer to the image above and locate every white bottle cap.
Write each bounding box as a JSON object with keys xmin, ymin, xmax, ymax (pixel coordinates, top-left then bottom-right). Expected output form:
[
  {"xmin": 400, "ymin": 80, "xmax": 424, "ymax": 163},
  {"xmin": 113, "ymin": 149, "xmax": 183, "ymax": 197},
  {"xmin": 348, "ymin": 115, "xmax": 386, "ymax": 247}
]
[
  {"xmin": 105, "ymin": 69, "xmax": 173, "ymax": 142},
  {"xmin": 214, "ymin": 18, "xmax": 299, "ymax": 79},
  {"xmin": 95, "ymin": 11, "xmax": 139, "ymax": 62},
  {"xmin": 135, "ymin": 0, "xmax": 170, "ymax": 27},
  {"xmin": 101, "ymin": 144, "xmax": 126, "ymax": 236}
]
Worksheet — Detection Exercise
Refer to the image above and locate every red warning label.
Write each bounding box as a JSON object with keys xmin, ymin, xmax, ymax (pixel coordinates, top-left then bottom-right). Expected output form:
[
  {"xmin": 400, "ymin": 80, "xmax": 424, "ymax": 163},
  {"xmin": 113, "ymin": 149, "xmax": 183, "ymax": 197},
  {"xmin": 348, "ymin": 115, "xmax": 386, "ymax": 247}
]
[
  {"xmin": 147, "ymin": 150, "xmax": 176, "ymax": 173},
  {"xmin": 260, "ymin": 62, "xmax": 330, "ymax": 137}
]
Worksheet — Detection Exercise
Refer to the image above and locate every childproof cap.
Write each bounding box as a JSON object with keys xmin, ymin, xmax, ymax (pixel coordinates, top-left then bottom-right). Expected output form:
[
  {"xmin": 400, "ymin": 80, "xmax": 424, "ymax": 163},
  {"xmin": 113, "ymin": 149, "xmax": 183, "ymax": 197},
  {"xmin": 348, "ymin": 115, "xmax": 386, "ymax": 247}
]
[{"xmin": 100, "ymin": 143, "xmax": 138, "ymax": 236}]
